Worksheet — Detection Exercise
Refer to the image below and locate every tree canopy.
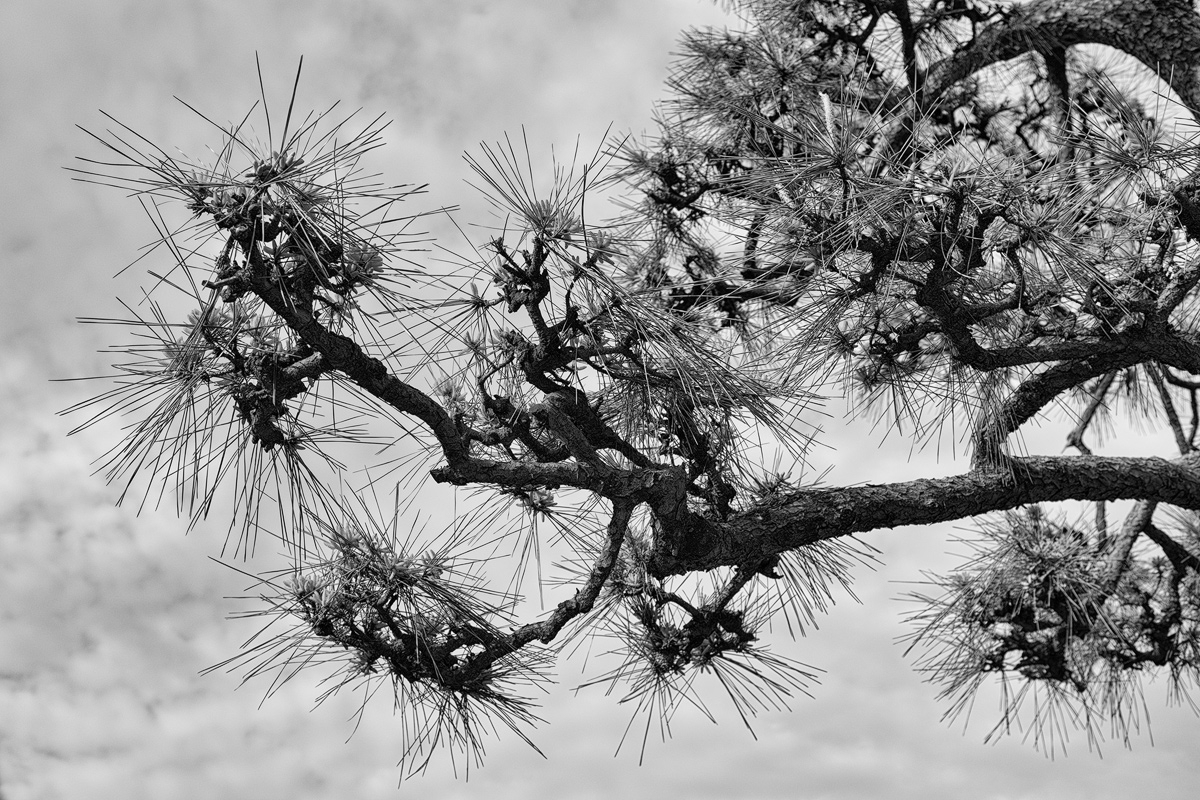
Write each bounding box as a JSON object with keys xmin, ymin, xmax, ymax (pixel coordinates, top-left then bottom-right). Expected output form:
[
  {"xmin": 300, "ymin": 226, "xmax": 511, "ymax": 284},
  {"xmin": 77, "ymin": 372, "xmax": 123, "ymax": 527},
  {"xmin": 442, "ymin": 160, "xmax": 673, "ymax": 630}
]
[{"xmin": 70, "ymin": 0, "xmax": 1200, "ymax": 775}]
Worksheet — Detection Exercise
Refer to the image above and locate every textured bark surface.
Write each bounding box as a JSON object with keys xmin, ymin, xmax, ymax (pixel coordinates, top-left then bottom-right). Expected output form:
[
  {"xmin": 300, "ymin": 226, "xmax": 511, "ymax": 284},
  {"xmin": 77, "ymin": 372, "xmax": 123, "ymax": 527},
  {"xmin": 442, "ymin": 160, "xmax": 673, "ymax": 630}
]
[
  {"xmin": 650, "ymin": 453, "xmax": 1200, "ymax": 575},
  {"xmin": 927, "ymin": 0, "xmax": 1200, "ymax": 117}
]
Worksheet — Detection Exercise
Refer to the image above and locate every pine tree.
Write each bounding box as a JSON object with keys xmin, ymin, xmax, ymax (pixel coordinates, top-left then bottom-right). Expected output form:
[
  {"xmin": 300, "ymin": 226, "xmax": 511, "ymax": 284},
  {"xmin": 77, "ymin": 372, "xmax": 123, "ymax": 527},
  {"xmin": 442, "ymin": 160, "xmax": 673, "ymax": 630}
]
[{"xmin": 69, "ymin": 0, "xmax": 1200, "ymax": 773}]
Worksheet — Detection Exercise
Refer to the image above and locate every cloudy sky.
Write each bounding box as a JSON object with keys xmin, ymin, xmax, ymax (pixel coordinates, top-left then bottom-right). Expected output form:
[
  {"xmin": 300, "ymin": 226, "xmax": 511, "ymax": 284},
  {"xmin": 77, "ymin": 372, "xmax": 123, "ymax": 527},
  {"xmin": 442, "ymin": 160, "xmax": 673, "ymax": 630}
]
[{"xmin": 1, "ymin": 1, "xmax": 1196, "ymax": 798}]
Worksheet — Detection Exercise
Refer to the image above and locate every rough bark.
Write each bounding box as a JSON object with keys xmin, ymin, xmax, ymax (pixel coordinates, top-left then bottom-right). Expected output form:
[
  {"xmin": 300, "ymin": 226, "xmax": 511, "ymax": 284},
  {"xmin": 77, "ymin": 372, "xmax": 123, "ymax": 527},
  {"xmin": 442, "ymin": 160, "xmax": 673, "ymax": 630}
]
[
  {"xmin": 648, "ymin": 452, "xmax": 1200, "ymax": 576},
  {"xmin": 926, "ymin": 0, "xmax": 1200, "ymax": 119}
]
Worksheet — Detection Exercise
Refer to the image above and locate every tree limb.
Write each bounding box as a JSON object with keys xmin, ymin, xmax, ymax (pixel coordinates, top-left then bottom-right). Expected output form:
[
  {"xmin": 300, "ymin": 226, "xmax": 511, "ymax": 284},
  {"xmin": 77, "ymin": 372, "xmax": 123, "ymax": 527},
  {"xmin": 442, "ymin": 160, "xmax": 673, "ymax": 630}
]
[
  {"xmin": 926, "ymin": 0, "xmax": 1200, "ymax": 120},
  {"xmin": 648, "ymin": 451, "xmax": 1200, "ymax": 576}
]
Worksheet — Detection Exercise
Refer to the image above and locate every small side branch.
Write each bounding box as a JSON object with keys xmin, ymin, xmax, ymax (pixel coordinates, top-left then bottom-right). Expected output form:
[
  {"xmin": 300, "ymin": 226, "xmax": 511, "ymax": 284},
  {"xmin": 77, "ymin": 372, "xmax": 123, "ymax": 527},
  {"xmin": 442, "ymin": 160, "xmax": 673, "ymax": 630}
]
[
  {"xmin": 428, "ymin": 501, "xmax": 637, "ymax": 690},
  {"xmin": 1065, "ymin": 371, "xmax": 1117, "ymax": 456},
  {"xmin": 513, "ymin": 499, "xmax": 635, "ymax": 646},
  {"xmin": 1148, "ymin": 363, "xmax": 1194, "ymax": 455},
  {"xmin": 1102, "ymin": 501, "xmax": 1155, "ymax": 592},
  {"xmin": 1143, "ymin": 522, "xmax": 1200, "ymax": 574},
  {"xmin": 1066, "ymin": 370, "xmax": 1117, "ymax": 543}
]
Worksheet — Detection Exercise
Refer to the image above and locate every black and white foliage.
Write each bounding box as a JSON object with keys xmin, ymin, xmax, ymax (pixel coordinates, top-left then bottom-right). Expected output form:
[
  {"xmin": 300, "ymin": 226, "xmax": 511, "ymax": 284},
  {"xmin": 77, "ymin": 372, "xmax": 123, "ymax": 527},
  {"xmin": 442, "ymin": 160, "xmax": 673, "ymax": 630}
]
[{"xmin": 68, "ymin": 0, "xmax": 1200, "ymax": 775}]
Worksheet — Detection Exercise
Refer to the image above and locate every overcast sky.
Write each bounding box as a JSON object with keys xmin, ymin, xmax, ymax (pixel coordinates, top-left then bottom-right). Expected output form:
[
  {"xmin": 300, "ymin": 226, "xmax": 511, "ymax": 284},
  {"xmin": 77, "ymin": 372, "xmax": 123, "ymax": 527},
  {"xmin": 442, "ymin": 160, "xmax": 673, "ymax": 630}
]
[{"xmin": 1, "ymin": 1, "xmax": 1197, "ymax": 798}]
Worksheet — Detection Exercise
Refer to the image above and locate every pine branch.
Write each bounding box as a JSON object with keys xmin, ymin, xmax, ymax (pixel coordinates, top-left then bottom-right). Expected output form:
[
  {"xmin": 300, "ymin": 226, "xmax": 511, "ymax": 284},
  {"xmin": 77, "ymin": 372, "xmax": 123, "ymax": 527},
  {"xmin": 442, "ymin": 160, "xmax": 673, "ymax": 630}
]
[
  {"xmin": 926, "ymin": 0, "xmax": 1200, "ymax": 120},
  {"xmin": 649, "ymin": 452, "xmax": 1200, "ymax": 576}
]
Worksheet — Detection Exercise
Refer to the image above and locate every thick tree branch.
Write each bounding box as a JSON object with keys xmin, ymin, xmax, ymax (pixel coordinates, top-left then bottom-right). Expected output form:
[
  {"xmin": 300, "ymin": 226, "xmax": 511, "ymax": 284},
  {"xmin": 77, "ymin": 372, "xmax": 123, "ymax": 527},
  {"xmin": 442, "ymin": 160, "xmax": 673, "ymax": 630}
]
[
  {"xmin": 971, "ymin": 350, "xmax": 1138, "ymax": 464},
  {"xmin": 926, "ymin": 0, "xmax": 1200, "ymax": 120},
  {"xmin": 648, "ymin": 451, "xmax": 1200, "ymax": 576}
]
